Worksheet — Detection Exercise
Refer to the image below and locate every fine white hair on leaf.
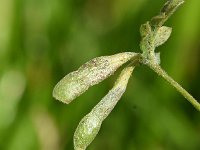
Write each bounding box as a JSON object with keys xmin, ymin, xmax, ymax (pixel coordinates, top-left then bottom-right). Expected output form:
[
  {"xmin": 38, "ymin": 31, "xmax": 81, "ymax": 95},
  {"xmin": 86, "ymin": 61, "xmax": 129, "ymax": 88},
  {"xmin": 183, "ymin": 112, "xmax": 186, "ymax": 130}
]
[
  {"xmin": 73, "ymin": 66, "xmax": 134, "ymax": 150},
  {"xmin": 154, "ymin": 26, "xmax": 172, "ymax": 47},
  {"xmin": 53, "ymin": 52, "xmax": 138, "ymax": 104}
]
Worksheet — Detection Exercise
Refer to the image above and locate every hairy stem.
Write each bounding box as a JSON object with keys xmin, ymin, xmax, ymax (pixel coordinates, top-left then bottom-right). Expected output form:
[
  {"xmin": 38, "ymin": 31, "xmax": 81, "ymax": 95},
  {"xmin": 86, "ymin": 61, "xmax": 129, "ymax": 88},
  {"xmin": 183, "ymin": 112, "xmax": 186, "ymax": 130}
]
[{"xmin": 147, "ymin": 62, "xmax": 200, "ymax": 111}]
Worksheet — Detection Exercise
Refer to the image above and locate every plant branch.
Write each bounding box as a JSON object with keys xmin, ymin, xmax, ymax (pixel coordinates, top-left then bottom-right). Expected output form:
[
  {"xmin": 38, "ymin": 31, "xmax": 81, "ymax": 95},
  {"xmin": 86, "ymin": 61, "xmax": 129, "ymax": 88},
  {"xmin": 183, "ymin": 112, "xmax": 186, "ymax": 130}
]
[
  {"xmin": 147, "ymin": 62, "xmax": 200, "ymax": 111},
  {"xmin": 151, "ymin": 0, "xmax": 184, "ymax": 27}
]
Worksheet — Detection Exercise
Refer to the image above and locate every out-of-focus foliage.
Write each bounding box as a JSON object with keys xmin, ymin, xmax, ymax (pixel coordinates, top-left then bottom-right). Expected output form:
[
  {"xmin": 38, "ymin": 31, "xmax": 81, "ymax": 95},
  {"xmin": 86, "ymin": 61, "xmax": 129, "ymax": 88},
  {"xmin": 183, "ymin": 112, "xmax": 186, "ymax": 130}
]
[{"xmin": 0, "ymin": 0, "xmax": 199, "ymax": 150}]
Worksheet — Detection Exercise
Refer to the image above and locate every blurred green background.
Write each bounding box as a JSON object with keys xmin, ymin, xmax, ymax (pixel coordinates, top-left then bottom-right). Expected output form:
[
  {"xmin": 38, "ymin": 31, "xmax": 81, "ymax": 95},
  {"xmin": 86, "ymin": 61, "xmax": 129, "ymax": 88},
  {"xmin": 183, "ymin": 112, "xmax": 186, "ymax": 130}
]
[{"xmin": 0, "ymin": 0, "xmax": 200, "ymax": 150}]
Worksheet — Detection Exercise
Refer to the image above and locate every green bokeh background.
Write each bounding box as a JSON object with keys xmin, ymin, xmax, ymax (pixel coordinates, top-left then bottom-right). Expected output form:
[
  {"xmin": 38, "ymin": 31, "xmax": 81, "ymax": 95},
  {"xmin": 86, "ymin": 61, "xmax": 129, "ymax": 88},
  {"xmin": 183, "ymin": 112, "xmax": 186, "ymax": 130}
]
[{"xmin": 0, "ymin": 0, "xmax": 200, "ymax": 150}]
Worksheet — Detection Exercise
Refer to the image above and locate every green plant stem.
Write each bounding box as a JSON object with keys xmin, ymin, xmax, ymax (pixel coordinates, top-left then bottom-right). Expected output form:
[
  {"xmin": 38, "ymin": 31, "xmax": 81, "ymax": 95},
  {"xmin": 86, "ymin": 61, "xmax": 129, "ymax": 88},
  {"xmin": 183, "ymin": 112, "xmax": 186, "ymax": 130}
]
[{"xmin": 147, "ymin": 62, "xmax": 200, "ymax": 111}]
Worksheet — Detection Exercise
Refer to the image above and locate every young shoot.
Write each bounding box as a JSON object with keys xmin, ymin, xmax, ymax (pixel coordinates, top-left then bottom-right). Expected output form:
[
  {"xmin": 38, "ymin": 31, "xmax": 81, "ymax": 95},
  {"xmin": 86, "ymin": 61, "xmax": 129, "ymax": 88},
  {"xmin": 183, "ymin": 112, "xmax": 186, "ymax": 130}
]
[{"xmin": 53, "ymin": 0, "xmax": 200, "ymax": 149}]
